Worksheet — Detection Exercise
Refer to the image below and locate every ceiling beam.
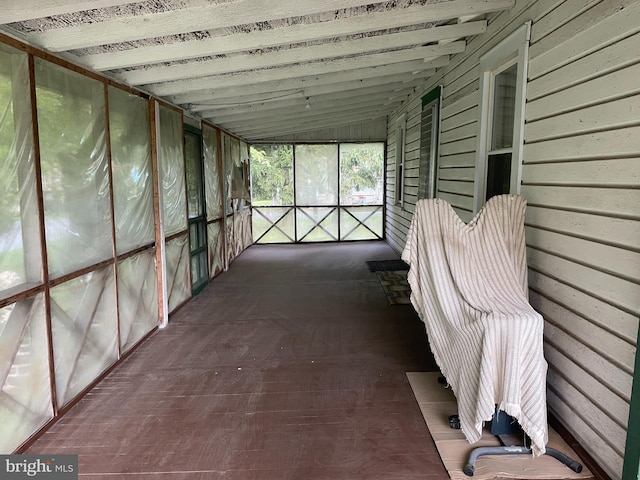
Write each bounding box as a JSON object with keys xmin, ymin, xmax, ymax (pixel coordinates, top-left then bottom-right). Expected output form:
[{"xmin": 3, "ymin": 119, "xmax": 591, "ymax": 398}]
[
  {"xmin": 185, "ymin": 72, "xmax": 428, "ymax": 111},
  {"xmin": 214, "ymin": 100, "xmax": 396, "ymax": 131},
  {"xmin": 84, "ymin": 16, "xmax": 486, "ymax": 71},
  {"xmin": 199, "ymin": 82, "xmax": 418, "ymax": 122},
  {"xmin": 194, "ymin": 80, "xmax": 423, "ymax": 118},
  {"xmin": 170, "ymin": 64, "xmax": 434, "ymax": 105},
  {"xmin": 1, "ymin": 0, "xmax": 141, "ymax": 23},
  {"xmin": 228, "ymin": 109, "xmax": 389, "ymax": 140},
  {"xmin": 149, "ymin": 52, "xmax": 449, "ymax": 96},
  {"xmin": 218, "ymin": 109, "xmax": 386, "ymax": 135},
  {"xmin": 245, "ymin": 117, "xmax": 386, "ymax": 142},
  {"xmin": 25, "ymin": 0, "xmax": 388, "ymax": 51},
  {"xmin": 122, "ymin": 40, "xmax": 464, "ymax": 85}
]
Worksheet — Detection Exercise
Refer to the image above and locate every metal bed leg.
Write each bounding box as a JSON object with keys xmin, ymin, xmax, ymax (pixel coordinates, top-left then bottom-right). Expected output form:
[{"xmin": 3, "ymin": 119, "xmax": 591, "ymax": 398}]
[{"xmin": 463, "ymin": 444, "xmax": 583, "ymax": 477}]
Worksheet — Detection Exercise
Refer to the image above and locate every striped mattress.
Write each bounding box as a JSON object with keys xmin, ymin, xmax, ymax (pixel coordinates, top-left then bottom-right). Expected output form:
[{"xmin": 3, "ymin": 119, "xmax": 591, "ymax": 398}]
[{"xmin": 401, "ymin": 194, "xmax": 548, "ymax": 456}]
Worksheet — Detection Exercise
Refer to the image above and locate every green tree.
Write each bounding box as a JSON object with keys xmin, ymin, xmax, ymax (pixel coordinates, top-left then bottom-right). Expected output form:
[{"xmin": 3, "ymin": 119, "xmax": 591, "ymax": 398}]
[
  {"xmin": 250, "ymin": 145, "xmax": 293, "ymax": 206},
  {"xmin": 339, "ymin": 144, "xmax": 384, "ymax": 205}
]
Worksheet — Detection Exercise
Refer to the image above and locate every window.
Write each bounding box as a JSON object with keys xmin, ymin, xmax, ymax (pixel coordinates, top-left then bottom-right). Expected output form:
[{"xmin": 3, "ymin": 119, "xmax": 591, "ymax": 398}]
[
  {"xmin": 418, "ymin": 86, "xmax": 441, "ymax": 200},
  {"xmin": 250, "ymin": 143, "xmax": 384, "ymax": 243},
  {"xmin": 474, "ymin": 22, "xmax": 530, "ymax": 212},
  {"xmin": 395, "ymin": 114, "xmax": 406, "ymax": 207}
]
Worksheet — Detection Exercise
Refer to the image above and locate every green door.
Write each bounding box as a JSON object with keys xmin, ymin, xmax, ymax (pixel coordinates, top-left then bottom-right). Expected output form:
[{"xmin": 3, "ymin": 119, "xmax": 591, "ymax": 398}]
[{"xmin": 185, "ymin": 126, "xmax": 208, "ymax": 295}]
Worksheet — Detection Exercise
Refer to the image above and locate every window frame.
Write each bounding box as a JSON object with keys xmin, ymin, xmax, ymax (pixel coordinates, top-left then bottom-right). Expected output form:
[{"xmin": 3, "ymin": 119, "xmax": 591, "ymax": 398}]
[
  {"xmin": 473, "ymin": 22, "xmax": 531, "ymax": 213},
  {"xmin": 394, "ymin": 114, "xmax": 407, "ymax": 208},
  {"xmin": 419, "ymin": 85, "xmax": 442, "ymax": 200}
]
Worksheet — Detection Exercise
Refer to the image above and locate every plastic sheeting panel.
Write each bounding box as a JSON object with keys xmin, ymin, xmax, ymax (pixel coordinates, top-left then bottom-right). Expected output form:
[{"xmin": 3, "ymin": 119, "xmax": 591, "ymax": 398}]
[
  {"xmin": 109, "ymin": 87, "xmax": 154, "ymax": 254},
  {"xmin": 0, "ymin": 294, "xmax": 53, "ymax": 452},
  {"xmin": 185, "ymin": 132, "xmax": 203, "ymax": 220},
  {"xmin": 117, "ymin": 249, "xmax": 158, "ymax": 353},
  {"xmin": 165, "ymin": 233, "xmax": 190, "ymax": 313},
  {"xmin": 232, "ymin": 140, "xmax": 250, "ymax": 203},
  {"xmin": 203, "ymin": 124, "xmax": 223, "ymax": 221},
  {"xmin": 225, "ymin": 217, "xmax": 235, "ymax": 265},
  {"xmin": 207, "ymin": 221, "xmax": 224, "ymax": 279},
  {"xmin": 296, "ymin": 207, "xmax": 339, "ymax": 242},
  {"xmin": 240, "ymin": 209, "xmax": 253, "ymax": 250},
  {"xmin": 295, "ymin": 144, "xmax": 338, "ymax": 206},
  {"xmin": 0, "ymin": 45, "xmax": 41, "ymax": 293},
  {"xmin": 233, "ymin": 213, "xmax": 244, "ymax": 258},
  {"xmin": 222, "ymin": 134, "xmax": 233, "ymax": 216},
  {"xmin": 339, "ymin": 206, "xmax": 383, "ymax": 240},
  {"xmin": 158, "ymin": 105, "xmax": 187, "ymax": 237},
  {"xmin": 35, "ymin": 59, "xmax": 113, "ymax": 280},
  {"xmin": 50, "ymin": 265, "xmax": 118, "ymax": 408},
  {"xmin": 230, "ymin": 137, "xmax": 241, "ymax": 205}
]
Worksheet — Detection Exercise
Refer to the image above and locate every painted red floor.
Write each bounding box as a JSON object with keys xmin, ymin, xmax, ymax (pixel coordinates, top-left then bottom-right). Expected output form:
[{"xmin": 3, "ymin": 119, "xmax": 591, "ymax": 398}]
[{"xmin": 27, "ymin": 241, "xmax": 446, "ymax": 479}]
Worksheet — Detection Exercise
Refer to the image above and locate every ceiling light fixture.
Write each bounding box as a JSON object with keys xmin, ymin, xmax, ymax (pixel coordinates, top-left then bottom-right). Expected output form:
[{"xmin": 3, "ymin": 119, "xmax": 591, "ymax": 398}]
[{"xmin": 305, "ymin": 97, "xmax": 311, "ymax": 109}]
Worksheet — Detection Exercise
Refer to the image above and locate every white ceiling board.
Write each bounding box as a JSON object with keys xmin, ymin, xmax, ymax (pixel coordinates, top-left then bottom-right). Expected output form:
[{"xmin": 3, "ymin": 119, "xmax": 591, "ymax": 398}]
[
  {"xmin": 122, "ymin": 40, "xmax": 465, "ymax": 85},
  {"xmin": 188, "ymin": 75, "xmax": 426, "ymax": 112},
  {"xmin": 229, "ymin": 110, "xmax": 390, "ymax": 140},
  {"xmin": 24, "ymin": 0, "xmax": 393, "ymax": 51},
  {"xmin": 2, "ymin": 0, "xmax": 142, "ymax": 23},
  {"xmin": 1, "ymin": 0, "xmax": 515, "ymax": 141},
  {"xmin": 203, "ymin": 87, "xmax": 417, "ymax": 124},
  {"xmin": 148, "ymin": 53, "xmax": 450, "ymax": 97},
  {"xmin": 84, "ymin": 17, "xmax": 485, "ymax": 71},
  {"xmin": 212, "ymin": 99, "xmax": 397, "ymax": 129},
  {"xmin": 194, "ymin": 81, "xmax": 424, "ymax": 118},
  {"xmin": 216, "ymin": 107, "xmax": 388, "ymax": 132},
  {"xmin": 253, "ymin": 119, "xmax": 387, "ymax": 142},
  {"xmin": 169, "ymin": 64, "xmax": 435, "ymax": 105}
]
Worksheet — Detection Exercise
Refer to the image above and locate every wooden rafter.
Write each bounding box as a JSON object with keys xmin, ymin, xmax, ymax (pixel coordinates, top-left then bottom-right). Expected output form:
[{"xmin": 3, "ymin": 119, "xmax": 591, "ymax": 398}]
[
  {"xmin": 121, "ymin": 39, "xmax": 464, "ymax": 86},
  {"xmin": 0, "ymin": 0, "xmax": 516, "ymax": 150},
  {"xmin": 194, "ymin": 80, "xmax": 423, "ymax": 119},
  {"xmin": 84, "ymin": 19, "xmax": 486, "ymax": 71},
  {"xmin": 2, "ymin": 0, "xmax": 142, "ymax": 23},
  {"xmin": 169, "ymin": 64, "xmax": 434, "ymax": 105},
  {"xmin": 151, "ymin": 54, "xmax": 449, "ymax": 97},
  {"xmin": 25, "ymin": 0, "xmax": 390, "ymax": 51}
]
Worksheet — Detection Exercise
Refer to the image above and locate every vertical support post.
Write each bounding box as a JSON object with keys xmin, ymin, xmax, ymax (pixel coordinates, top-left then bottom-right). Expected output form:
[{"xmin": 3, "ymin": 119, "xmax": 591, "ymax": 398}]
[
  {"xmin": 103, "ymin": 82, "xmax": 122, "ymax": 357},
  {"xmin": 217, "ymin": 131, "xmax": 227, "ymax": 271},
  {"xmin": 27, "ymin": 54, "xmax": 58, "ymax": 414},
  {"xmin": 150, "ymin": 100, "xmax": 168, "ymax": 328},
  {"xmin": 12, "ymin": 53, "xmax": 40, "ymax": 284},
  {"xmin": 179, "ymin": 115, "xmax": 193, "ymax": 299}
]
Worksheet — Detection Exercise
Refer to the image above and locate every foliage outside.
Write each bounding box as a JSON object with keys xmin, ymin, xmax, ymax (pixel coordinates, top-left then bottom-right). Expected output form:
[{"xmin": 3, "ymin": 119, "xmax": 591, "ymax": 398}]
[
  {"xmin": 250, "ymin": 144, "xmax": 294, "ymax": 206},
  {"xmin": 250, "ymin": 143, "xmax": 384, "ymax": 208},
  {"xmin": 339, "ymin": 143, "xmax": 384, "ymax": 205},
  {"xmin": 250, "ymin": 142, "xmax": 384, "ymax": 244}
]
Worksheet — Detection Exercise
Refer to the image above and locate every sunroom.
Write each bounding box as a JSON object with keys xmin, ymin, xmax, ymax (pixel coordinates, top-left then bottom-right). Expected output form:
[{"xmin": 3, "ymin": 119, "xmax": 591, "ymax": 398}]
[{"xmin": 0, "ymin": 1, "xmax": 638, "ymax": 479}]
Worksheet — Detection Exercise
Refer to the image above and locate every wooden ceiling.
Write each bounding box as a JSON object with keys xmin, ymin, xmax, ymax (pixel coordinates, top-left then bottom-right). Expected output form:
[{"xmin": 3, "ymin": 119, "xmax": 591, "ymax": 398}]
[{"xmin": 1, "ymin": 0, "xmax": 514, "ymax": 141}]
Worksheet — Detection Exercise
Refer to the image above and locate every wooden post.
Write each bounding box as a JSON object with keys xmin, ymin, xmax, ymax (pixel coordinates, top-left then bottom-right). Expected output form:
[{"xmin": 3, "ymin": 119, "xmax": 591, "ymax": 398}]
[{"xmin": 150, "ymin": 100, "xmax": 168, "ymax": 328}]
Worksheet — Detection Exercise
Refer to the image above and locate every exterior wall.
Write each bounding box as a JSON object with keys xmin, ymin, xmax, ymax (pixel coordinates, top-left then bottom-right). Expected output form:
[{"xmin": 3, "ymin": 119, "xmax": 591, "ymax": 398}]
[
  {"xmin": 259, "ymin": 118, "xmax": 387, "ymax": 143},
  {"xmin": 385, "ymin": 1, "xmax": 640, "ymax": 478}
]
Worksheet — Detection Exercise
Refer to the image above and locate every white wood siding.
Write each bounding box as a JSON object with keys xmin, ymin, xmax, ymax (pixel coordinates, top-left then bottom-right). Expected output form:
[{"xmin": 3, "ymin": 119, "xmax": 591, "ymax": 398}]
[{"xmin": 385, "ymin": 1, "xmax": 640, "ymax": 477}]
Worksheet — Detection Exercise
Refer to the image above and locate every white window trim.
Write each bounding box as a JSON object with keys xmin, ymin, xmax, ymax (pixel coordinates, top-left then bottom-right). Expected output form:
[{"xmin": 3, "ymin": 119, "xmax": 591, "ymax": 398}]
[
  {"xmin": 426, "ymin": 94, "xmax": 441, "ymax": 199},
  {"xmin": 395, "ymin": 113, "xmax": 406, "ymax": 208},
  {"xmin": 473, "ymin": 21, "xmax": 531, "ymax": 213}
]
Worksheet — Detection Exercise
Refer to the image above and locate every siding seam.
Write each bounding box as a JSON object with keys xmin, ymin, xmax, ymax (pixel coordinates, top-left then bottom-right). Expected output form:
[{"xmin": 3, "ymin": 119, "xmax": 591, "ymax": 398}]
[{"xmin": 528, "ymin": 262, "xmax": 639, "ymax": 317}]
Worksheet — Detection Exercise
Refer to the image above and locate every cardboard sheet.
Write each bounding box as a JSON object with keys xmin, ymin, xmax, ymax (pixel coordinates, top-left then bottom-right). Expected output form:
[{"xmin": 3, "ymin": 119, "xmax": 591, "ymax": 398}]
[{"xmin": 407, "ymin": 372, "xmax": 594, "ymax": 480}]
